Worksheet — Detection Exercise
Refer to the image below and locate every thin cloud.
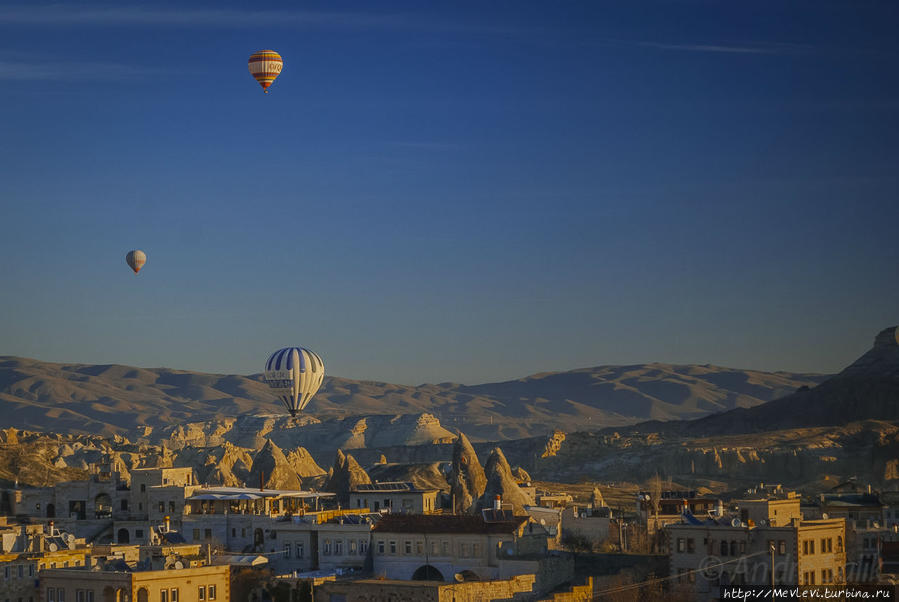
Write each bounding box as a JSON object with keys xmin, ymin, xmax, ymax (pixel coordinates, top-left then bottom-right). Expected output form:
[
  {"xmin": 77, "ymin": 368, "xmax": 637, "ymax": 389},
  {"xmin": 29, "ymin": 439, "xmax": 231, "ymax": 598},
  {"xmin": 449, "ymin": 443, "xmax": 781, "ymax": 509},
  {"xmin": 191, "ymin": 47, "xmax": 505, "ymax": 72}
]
[
  {"xmin": 632, "ymin": 40, "xmax": 814, "ymax": 55},
  {"xmin": 0, "ymin": 59, "xmax": 153, "ymax": 81}
]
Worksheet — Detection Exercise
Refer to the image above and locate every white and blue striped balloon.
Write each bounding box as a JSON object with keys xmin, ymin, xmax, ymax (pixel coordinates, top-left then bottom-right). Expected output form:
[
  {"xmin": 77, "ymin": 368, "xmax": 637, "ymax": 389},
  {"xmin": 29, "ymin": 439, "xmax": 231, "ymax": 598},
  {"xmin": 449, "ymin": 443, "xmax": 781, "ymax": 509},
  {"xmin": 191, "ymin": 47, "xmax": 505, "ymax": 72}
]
[{"xmin": 263, "ymin": 347, "xmax": 324, "ymax": 417}]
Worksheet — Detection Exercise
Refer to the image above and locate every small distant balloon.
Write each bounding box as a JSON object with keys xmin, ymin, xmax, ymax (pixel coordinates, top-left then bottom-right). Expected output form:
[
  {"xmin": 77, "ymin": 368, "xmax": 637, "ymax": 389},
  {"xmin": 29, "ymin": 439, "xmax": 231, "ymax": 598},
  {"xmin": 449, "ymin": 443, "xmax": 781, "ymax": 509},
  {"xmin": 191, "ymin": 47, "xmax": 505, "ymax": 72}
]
[
  {"xmin": 248, "ymin": 50, "xmax": 283, "ymax": 93},
  {"xmin": 126, "ymin": 250, "xmax": 147, "ymax": 274},
  {"xmin": 263, "ymin": 347, "xmax": 324, "ymax": 418}
]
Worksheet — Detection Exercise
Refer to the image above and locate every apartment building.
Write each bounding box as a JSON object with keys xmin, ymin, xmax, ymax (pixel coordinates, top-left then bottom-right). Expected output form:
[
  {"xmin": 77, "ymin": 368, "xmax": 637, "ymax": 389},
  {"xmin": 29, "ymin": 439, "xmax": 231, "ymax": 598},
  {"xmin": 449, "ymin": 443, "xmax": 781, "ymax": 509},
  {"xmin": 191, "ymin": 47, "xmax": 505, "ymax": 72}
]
[
  {"xmin": 40, "ymin": 565, "xmax": 230, "ymax": 602},
  {"xmin": 667, "ymin": 515, "xmax": 846, "ymax": 600}
]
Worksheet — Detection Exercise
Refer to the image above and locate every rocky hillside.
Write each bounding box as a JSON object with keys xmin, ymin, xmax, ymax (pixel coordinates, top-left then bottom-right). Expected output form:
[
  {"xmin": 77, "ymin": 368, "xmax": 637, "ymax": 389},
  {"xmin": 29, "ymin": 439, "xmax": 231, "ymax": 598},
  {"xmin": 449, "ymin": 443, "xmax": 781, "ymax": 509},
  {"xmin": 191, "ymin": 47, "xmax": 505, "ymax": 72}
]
[
  {"xmin": 635, "ymin": 326, "xmax": 899, "ymax": 437},
  {"xmin": 0, "ymin": 356, "xmax": 826, "ymax": 440}
]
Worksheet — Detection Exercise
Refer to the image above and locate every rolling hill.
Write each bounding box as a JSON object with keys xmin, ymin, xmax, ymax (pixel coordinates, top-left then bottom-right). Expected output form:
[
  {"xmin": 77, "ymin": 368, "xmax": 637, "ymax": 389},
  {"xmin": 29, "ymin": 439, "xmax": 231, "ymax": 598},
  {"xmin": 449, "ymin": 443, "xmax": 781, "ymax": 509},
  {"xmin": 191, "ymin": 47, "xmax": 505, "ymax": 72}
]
[{"xmin": 0, "ymin": 356, "xmax": 826, "ymax": 440}]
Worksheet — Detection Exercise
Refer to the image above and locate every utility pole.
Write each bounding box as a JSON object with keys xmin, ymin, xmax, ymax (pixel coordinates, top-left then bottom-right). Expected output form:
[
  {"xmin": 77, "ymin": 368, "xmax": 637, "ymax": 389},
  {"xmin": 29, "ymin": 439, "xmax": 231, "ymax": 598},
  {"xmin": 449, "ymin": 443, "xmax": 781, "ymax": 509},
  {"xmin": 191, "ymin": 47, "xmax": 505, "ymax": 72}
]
[{"xmin": 770, "ymin": 543, "xmax": 776, "ymax": 600}]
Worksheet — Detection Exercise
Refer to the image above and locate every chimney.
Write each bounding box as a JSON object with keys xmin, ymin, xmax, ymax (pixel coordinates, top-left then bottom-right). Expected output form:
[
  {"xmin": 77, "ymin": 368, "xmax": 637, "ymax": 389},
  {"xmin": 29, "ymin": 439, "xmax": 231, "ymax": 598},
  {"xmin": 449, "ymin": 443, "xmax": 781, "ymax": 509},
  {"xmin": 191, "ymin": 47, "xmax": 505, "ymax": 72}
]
[{"xmin": 494, "ymin": 495, "xmax": 501, "ymax": 511}]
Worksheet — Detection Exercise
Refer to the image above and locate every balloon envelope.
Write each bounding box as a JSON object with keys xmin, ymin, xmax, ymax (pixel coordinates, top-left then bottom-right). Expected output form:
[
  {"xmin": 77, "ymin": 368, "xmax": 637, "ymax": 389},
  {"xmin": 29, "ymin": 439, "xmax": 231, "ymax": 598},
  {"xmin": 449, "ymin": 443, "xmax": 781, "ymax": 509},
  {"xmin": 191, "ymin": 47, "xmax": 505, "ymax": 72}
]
[
  {"xmin": 248, "ymin": 50, "xmax": 283, "ymax": 93},
  {"xmin": 126, "ymin": 250, "xmax": 147, "ymax": 274},
  {"xmin": 263, "ymin": 347, "xmax": 324, "ymax": 417}
]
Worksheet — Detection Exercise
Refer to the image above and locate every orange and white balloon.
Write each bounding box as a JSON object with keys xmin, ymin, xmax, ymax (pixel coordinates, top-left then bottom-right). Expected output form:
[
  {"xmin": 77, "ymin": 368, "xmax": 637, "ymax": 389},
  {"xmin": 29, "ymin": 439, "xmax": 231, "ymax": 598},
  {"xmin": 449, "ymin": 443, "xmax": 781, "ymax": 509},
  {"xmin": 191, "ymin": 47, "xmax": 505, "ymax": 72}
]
[
  {"xmin": 126, "ymin": 250, "xmax": 147, "ymax": 274},
  {"xmin": 248, "ymin": 50, "xmax": 283, "ymax": 93}
]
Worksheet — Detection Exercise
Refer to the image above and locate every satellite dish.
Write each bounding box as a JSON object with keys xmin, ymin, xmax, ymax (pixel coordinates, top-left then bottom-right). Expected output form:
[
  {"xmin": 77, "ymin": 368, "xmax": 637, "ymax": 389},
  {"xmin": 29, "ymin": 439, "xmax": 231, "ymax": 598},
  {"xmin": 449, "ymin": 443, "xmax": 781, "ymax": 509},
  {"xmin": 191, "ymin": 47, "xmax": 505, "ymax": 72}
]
[
  {"xmin": 731, "ymin": 518, "xmax": 742, "ymax": 528},
  {"xmin": 48, "ymin": 543, "xmax": 58, "ymax": 552},
  {"xmin": 454, "ymin": 573, "xmax": 464, "ymax": 583},
  {"xmin": 174, "ymin": 561, "xmax": 184, "ymax": 570}
]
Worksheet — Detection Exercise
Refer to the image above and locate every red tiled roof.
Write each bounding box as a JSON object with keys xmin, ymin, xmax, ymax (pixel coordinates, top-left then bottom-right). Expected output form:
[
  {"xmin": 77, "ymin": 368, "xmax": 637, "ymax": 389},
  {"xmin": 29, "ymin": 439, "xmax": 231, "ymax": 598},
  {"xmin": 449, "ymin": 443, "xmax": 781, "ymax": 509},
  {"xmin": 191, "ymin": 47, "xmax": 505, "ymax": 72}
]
[{"xmin": 372, "ymin": 513, "xmax": 528, "ymax": 535}]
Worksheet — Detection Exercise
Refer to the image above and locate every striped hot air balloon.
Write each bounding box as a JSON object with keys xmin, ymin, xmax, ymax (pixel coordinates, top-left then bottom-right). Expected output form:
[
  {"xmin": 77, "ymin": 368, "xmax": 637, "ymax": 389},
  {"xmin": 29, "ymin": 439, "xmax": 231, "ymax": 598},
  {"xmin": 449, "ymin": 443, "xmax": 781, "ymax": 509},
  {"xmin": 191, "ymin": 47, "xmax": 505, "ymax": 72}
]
[
  {"xmin": 248, "ymin": 50, "xmax": 283, "ymax": 93},
  {"xmin": 263, "ymin": 346, "xmax": 324, "ymax": 417},
  {"xmin": 125, "ymin": 250, "xmax": 147, "ymax": 274}
]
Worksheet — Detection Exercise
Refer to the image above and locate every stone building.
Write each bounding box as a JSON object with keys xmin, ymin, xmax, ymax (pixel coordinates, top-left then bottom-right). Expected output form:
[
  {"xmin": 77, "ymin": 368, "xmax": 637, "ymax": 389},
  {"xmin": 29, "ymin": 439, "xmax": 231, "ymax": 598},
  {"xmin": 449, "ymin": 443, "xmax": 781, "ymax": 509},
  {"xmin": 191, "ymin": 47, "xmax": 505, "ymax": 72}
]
[
  {"xmin": 40, "ymin": 565, "xmax": 230, "ymax": 602},
  {"xmin": 349, "ymin": 482, "xmax": 440, "ymax": 514},
  {"xmin": 369, "ymin": 513, "xmax": 571, "ymax": 595},
  {"xmin": 667, "ymin": 516, "xmax": 846, "ymax": 600}
]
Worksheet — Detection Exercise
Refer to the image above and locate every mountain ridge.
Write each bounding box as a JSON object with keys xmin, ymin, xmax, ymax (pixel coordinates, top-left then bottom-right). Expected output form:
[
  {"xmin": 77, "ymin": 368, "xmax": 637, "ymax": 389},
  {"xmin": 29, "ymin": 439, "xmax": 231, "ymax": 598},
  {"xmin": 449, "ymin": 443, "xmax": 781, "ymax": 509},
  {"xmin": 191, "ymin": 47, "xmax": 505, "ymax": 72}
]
[{"xmin": 0, "ymin": 355, "xmax": 828, "ymax": 440}]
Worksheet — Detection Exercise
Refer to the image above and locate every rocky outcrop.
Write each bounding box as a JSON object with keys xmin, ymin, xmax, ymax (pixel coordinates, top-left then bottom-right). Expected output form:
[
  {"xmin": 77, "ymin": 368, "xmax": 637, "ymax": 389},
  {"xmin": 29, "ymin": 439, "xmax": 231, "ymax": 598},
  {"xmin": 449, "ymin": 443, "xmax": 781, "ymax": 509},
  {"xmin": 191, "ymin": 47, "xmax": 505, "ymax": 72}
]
[
  {"xmin": 248, "ymin": 440, "xmax": 301, "ymax": 490},
  {"xmin": 512, "ymin": 466, "xmax": 531, "ymax": 483},
  {"xmin": 477, "ymin": 447, "xmax": 532, "ymax": 514},
  {"xmin": 286, "ymin": 447, "xmax": 326, "ymax": 478},
  {"xmin": 323, "ymin": 450, "xmax": 371, "ymax": 505},
  {"xmin": 448, "ymin": 431, "xmax": 487, "ymax": 514}
]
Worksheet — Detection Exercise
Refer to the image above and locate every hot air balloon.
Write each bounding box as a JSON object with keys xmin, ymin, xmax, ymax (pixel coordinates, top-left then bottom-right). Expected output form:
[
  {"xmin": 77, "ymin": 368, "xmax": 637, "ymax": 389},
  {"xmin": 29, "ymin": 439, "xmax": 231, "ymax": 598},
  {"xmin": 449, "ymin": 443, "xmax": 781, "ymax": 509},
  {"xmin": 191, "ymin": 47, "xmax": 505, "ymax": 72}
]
[
  {"xmin": 263, "ymin": 346, "xmax": 324, "ymax": 417},
  {"xmin": 248, "ymin": 50, "xmax": 283, "ymax": 93},
  {"xmin": 126, "ymin": 250, "xmax": 147, "ymax": 274}
]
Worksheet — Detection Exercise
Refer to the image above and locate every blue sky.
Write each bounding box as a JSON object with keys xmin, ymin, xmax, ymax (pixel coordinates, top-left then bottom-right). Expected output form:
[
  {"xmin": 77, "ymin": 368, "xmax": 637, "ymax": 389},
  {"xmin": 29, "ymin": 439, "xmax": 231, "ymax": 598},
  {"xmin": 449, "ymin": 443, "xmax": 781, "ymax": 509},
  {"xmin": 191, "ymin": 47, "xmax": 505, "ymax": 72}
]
[{"xmin": 0, "ymin": 1, "xmax": 897, "ymax": 384}]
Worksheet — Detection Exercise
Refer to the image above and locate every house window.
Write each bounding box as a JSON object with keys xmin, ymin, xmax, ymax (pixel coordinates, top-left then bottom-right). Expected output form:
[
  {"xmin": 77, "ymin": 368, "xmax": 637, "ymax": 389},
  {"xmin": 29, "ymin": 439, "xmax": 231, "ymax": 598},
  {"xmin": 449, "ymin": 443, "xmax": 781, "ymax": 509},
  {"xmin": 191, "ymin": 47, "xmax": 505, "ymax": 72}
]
[
  {"xmin": 169, "ymin": 502, "xmax": 176, "ymax": 513},
  {"xmin": 809, "ymin": 540, "xmax": 815, "ymax": 554},
  {"xmin": 204, "ymin": 529, "xmax": 212, "ymax": 540},
  {"xmin": 170, "ymin": 589, "xmax": 178, "ymax": 602},
  {"xmin": 404, "ymin": 541, "xmax": 412, "ymax": 555},
  {"xmin": 837, "ymin": 536, "xmax": 843, "ymax": 552},
  {"xmin": 86, "ymin": 593, "xmax": 93, "ymax": 602},
  {"xmin": 473, "ymin": 543, "xmax": 480, "ymax": 557},
  {"xmin": 47, "ymin": 589, "xmax": 55, "ymax": 602},
  {"xmin": 159, "ymin": 502, "xmax": 165, "ymax": 513},
  {"xmin": 416, "ymin": 541, "xmax": 423, "ymax": 555},
  {"xmin": 377, "ymin": 541, "xmax": 385, "ymax": 554},
  {"xmin": 460, "ymin": 543, "xmax": 468, "ymax": 557},
  {"xmin": 335, "ymin": 540, "xmax": 343, "ymax": 555},
  {"xmin": 241, "ymin": 528, "xmax": 246, "ymax": 538},
  {"xmin": 687, "ymin": 539, "xmax": 695, "ymax": 554},
  {"xmin": 442, "ymin": 541, "xmax": 449, "ymax": 556},
  {"xmin": 197, "ymin": 587, "xmax": 205, "ymax": 602},
  {"xmin": 208, "ymin": 586, "xmax": 216, "ymax": 601},
  {"xmin": 323, "ymin": 539, "xmax": 332, "ymax": 555},
  {"xmin": 430, "ymin": 540, "xmax": 438, "ymax": 555},
  {"xmin": 77, "ymin": 593, "xmax": 85, "ymax": 602},
  {"xmin": 4, "ymin": 566, "xmax": 8, "ymax": 578},
  {"xmin": 296, "ymin": 543, "xmax": 304, "ymax": 558},
  {"xmin": 389, "ymin": 541, "xmax": 397, "ymax": 554},
  {"xmin": 141, "ymin": 484, "xmax": 146, "ymax": 492},
  {"xmin": 17, "ymin": 565, "xmax": 23, "ymax": 578},
  {"xmin": 28, "ymin": 565, "xmax": 33, "ymax": 577},
  {"xmin": 161, "ymin": 591, "xmax": 168, "ymax": 602},
  {"xmin": 349, "ymin": 540, "xmax": 357, "ymax": 555},
  {"xmin": 803, "ymin": 541, "xmax": 808, "ymax": 555},
  {"xmin": 193, "ymin": 529, "xmax": 200, "ymax": 540},
  {"xmin": 284, "ymin": 544, "xmax": 291, "ymax": 559},
  {"xmin": 778, "ymin": 540, "xmax": 786, "ymax": 555},
  {"xmin": 58, "ymin": 591, "xmax": 65, "ymax": 602},
  {"xmin": 231, "ymin": 528, "xmax": 236, "ymax": 537},
  {"xmin": 135, "ymin": 530, "xmax": 143, "ymax": 539},
  {"xmin": 677, "ymin": 538, "xmax": 685, "ymax": 552},
  {"xmin": 360, "ymin": 539, "xmax": 368, "ymax": 554},
  {"xmin": 719, "ymin": 541, "xmax": 728, "ymax": 556}
]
